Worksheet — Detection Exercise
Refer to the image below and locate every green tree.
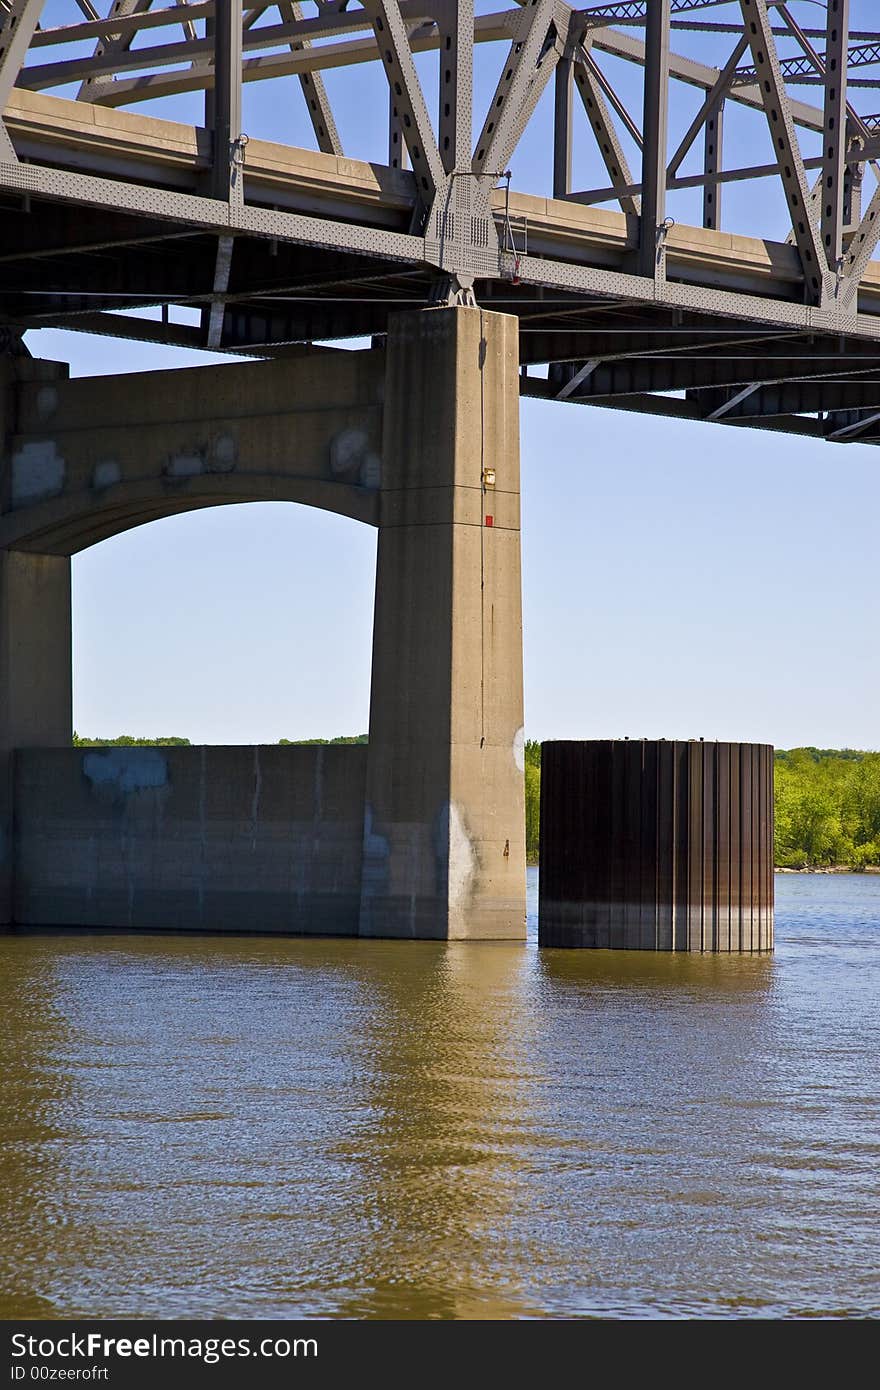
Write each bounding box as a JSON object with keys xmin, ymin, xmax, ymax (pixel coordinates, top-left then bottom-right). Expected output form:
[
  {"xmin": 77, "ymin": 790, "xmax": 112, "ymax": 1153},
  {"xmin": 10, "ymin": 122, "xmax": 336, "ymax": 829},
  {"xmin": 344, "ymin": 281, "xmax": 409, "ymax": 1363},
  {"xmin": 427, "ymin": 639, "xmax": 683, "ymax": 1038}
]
[
  {"xmin": 774, "ymin": 748, "xmax": 879, "ymax": 869},
  {"xmin": 73, "ymin": 733, "xmax": 190, "ymax": 747},
  {"xmin": 525, "ymin": 762, "xmax": 541, "ymax": 864}
]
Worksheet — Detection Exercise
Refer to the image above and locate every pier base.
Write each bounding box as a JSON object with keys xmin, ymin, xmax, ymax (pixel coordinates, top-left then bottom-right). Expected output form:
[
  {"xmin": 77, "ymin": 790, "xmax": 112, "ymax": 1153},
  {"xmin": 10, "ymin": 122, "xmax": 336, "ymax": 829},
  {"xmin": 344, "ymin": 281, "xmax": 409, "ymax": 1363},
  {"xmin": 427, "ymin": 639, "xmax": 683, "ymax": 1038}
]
[
  {"xmin": 538, "ymin": 740, "xmax": 774, "ymax": 952},
  {"xmin": 360, "ymin": 308, "xmax": 526, "ymax": 939}
]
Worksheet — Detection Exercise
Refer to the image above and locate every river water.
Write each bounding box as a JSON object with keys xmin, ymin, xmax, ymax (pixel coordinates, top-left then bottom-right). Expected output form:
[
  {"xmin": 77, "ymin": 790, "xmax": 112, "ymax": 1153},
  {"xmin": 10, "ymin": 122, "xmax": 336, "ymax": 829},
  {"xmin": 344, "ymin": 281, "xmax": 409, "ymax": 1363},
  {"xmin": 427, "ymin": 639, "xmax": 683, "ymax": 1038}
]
[{"xmin": 1, "ymin": 871, "xmax": 878, "ymax": 1320}]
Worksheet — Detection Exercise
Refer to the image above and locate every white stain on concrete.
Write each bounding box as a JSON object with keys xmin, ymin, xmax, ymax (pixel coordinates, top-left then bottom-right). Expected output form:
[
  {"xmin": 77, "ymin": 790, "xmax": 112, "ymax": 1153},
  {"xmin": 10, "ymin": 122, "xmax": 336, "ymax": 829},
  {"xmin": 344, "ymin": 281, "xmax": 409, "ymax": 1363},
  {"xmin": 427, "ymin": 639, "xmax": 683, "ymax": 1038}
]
[
  {"xmin": 444, "ymin": 801, "xmax": 478, "ymax": 912},
  {"xmin": 11, "ymin": 440, "xmax": 65, "ymax": 505},
  {"xmin": 360, "ymin": 451, "xmax": 381, "ymax": 490},
  {"xmin": 513, "ymin": 726, "xmax": 525, "ymax": 772},
  {"xmin": 330, "ymin": 426, "xmax": 369, "ymax": 477},
  {"xmin": 361, "ymin": 802, "xmax": 390, "ymax": 898},
  {"xmin": 166, "ymin": 452, "xmax": 204, "ymax": 478},
  {"xmin": 210, "ymin": 433, "xmax": 237, "ymax": 472},
  {"xmin": 35, "ymin": 385, "xmax": 58, "ymax": 419},
  {"xmin": 92, "ymin": 460, "xmax": 121, "ymax": 490},
  {"xmin": 329, "ymin": 428, "xmax": 380, "ymax": 489},
  {"xmin": 83, "ymin": 749, "xmax": 168, "ymax": 793}
]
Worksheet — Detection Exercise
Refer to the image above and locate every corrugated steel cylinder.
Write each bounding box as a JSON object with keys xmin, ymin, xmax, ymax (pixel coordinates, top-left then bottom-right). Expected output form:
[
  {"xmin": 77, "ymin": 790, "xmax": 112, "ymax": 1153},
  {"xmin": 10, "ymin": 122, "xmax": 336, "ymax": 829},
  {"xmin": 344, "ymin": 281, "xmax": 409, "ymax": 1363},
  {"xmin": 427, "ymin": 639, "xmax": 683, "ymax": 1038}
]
[{"xmin": 538, "ymin": 740, "xmax": 774, "ymax": 952}]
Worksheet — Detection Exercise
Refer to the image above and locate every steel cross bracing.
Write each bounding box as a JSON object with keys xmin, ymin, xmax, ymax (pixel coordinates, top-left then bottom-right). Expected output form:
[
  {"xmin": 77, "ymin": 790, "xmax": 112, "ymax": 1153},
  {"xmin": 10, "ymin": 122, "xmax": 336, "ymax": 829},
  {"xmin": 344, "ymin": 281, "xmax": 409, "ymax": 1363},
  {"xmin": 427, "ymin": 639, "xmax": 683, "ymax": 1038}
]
[{"xmin": 5, "ymin": 1, "xmax": 880, "ymax": 443}]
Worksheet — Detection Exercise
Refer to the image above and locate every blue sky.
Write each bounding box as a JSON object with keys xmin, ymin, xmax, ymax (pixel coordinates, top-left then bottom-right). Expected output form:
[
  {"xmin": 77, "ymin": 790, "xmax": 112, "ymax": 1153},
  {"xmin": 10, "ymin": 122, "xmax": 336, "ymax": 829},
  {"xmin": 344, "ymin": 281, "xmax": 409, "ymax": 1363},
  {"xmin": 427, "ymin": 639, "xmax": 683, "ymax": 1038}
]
[{"xmin": 22, "ymin": 1, "xmax": 880, "ymax": 750}]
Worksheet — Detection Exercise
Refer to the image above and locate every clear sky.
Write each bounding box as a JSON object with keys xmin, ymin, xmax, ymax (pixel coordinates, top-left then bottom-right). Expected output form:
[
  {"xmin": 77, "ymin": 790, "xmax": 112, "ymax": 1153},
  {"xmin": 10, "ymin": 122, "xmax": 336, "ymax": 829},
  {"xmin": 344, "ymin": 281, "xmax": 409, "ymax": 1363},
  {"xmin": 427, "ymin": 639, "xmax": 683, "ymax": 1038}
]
[{"xmin": 22, "ymin": 1, "xmax": 880, "ymax": 751}]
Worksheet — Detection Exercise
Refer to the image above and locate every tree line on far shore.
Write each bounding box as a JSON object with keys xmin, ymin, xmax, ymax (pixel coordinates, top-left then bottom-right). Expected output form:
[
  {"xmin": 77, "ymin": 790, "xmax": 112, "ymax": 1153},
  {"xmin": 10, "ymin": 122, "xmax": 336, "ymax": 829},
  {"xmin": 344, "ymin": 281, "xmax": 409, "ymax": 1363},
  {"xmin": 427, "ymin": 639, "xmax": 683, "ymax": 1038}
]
[
  {"xmin": 73, "ymin": 735, "xmax": 880, "ymax": 871},
  {"xmin": 774, "ymin": 748, "xmax": 880, "ymax": 869}
]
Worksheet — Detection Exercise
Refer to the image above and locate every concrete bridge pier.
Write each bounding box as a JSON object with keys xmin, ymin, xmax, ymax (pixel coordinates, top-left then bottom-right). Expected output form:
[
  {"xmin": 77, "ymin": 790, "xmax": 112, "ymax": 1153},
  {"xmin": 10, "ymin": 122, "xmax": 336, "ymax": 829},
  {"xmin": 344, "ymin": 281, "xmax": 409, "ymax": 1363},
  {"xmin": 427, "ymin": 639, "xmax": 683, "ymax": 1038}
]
[
  {"xmin": 0, "ymin": 312, "xmax": 525, "ymax": 940},
  {"xmin": 360, "ymin": 307, "xmax": 526, "ymax": 939},
  {"xmin": 0, "ymin": 360, "xmax": 72, "ymax": 924}
]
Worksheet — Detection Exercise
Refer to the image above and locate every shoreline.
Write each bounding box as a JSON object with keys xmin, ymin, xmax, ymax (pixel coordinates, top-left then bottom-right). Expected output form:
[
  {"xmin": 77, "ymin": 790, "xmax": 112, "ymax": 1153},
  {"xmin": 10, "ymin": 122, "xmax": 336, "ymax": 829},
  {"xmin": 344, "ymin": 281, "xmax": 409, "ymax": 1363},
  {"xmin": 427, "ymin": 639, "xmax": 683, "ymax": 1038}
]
[
  {"xmin": 525, "ymin": 860, "xmax": 880, "ymax": 874},
  {"xmin": 776, "ymin": 864, "xmax": 880, "ymax": 874}
]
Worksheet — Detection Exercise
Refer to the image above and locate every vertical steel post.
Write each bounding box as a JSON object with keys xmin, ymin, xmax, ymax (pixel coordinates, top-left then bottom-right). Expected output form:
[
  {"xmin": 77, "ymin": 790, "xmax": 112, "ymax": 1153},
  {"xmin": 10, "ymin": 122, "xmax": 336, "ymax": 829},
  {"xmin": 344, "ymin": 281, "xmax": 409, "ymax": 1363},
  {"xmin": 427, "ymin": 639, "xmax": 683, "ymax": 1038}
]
[
  {"xmin": 553, "ymin": 53, "xmax": 573, "ymax": 198},
  {"xmin": 638, "ymin": 0, "xmax": 670, "ymax": 278},
  {"xmin": 0, "ymin": 0, "xmax": 46, "ymax": 157},
  {"xmin": 821, "ymin": 0, "xmax": 850, "ymax": 271},
  {"xmin": 388, "ymin": 95, "xmax": 407, "ymax": 170},
  {"xmin": 842, "ymin": 126, "xmax": 863, "ymax": 233},
  {"xmin": 738, "ymin": 0, "xmax": 824, "ymax": 302},
  {"xmin": 438, "ymin": 0, "xmax": 474, "ymax": 175},
  {"xmin": 703, "ymin": 100, "xmax": 723, "ymax": 230},
  {"xmin": 211, "ymin": 0, "xmax": 243, "ymax": 203}
]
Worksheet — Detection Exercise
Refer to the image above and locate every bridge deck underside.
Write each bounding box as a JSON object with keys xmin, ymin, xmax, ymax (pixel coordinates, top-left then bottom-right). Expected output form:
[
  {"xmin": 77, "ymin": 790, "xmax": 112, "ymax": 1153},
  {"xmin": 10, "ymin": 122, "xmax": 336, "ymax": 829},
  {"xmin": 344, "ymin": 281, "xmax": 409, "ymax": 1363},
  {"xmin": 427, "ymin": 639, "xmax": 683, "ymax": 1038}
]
[{"xmin": 4, "ymin": 89, "xmax": 880, "ymax": 447}]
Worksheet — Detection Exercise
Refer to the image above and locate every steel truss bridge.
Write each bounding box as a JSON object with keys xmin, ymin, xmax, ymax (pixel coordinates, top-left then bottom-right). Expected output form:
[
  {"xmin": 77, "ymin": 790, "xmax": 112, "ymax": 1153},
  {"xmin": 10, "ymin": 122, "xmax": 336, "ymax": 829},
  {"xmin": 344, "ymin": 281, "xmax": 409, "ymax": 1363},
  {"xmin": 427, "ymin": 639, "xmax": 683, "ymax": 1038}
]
[{"xmin": 4, "ymin": 0, "xmax": 880, "ymax": 444}]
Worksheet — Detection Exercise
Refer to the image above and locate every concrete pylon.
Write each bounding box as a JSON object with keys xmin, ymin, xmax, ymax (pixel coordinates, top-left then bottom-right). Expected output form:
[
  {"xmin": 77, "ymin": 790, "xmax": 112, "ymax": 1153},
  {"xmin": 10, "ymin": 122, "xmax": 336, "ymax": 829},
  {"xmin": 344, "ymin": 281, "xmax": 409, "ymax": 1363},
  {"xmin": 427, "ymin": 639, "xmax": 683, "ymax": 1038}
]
[
  {"xmin": 0, "ymin": 547, "xmax": 72, "ymax": 926},
  {"xmin": 0, "ymin": 359, "xmax": 73, "ymax": 922},
  {"xmin": 359, "ymin": 306, "xmax": 526, "ymax": 940}
]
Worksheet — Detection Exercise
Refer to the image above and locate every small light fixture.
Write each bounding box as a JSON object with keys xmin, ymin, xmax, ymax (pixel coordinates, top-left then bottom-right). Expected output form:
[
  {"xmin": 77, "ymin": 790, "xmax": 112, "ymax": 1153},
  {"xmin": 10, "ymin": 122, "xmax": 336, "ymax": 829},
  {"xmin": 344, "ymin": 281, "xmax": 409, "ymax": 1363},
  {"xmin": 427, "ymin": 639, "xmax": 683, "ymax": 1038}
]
[{"xmin": 483, "ymin": 467, "xmax": 496, "ymax": 488}]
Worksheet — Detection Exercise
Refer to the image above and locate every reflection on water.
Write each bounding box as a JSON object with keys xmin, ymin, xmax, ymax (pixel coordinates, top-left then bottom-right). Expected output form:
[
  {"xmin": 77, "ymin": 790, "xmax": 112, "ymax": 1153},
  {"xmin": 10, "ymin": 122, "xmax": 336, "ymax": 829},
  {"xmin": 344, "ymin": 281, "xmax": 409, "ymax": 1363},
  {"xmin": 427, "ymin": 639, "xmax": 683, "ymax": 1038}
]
[
  {"xmin": 1, "ymin": 872, "xmax": 878, "ymax": 1319},
  {"xmin": 0, "ymin": 946, "xmax": 75, "ymax": 1318}
]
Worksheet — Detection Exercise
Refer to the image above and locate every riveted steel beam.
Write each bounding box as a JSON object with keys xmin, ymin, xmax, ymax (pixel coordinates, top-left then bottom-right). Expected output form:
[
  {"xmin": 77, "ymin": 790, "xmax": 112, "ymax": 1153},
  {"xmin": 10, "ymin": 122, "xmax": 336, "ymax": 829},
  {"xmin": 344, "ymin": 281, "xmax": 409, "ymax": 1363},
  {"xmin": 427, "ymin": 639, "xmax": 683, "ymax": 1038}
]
[
  {"xmin": 774, "ymin": 4, "xmax": 875, "ymax": 276},
  {"xmin": 825, "ymin": 406, "xmax": 880, "ymax": 440},
  {"xmin": 571, "ymin": 151, "xmax": 851, "ymax": 210},
  {"xmin": 7, "ymin": 0, "xmax": 880, "ymax": 388},
  {"xmin": 553, "ymin": 48, "xmax": 573, "ymax": 198},
  {"xmin": 473, "ymin": 0, "xmax": 564, "ymax": 186},
  {"xmin": 34, "ymin": 309, "xmax": 208, "ymax": 349},
  {"xmin": 76, "ymin": 0, "xmax": 151, "ymax": 103},
  {"xmin": 521, "ymin": 374, "xmax": 706, "ymax": 423},
  {"xmin": 701, "ymin": 374, "xmax": 880, "ymax": 418},
  {"xmin": 282, "ymin": 1, "xmax": 343, "ymax": 157},
  {"xmin": 21, "ymin": 6, "xmax": 439, "ymax": 93},
  {"xmin": 0, "ymin": 0, "xmax": 46, "ymax": 159},
  {"xmin": 638, "ymin": 0, "xmax": 671, "ymax": 279},
  {"xmin": 211, "ymin": 0, "xmax": 243, "ymax": 203},
  {"xmin": 572, "ymin": 46, "xmax": 640, "ymax": 217},
  {"xmin": 733, "ymin": 37, "xmax": 880, "ymax": 88},
  {"xmin": 667, "ymin": 36, "xmax": 747, "ymax": 179},
  {"xmin": 507, "ymin": 246, "xmax": 880, "ymax": 341},
  {"xmin": 841, "ymin": 173, "xmax": 880, "ymax": 297},
  {"xmin": 554, "ymin": 358, "xmax": 599, "ymax": 397},
  {"xmin": 702, "ymin": 100, "xmax": 723, "ymax": 229},
  {"xmin": 206, "ymin": 233, "xmax": 235, "ymax": 346},
  {"xmin": 706, "ymin": 382, "xmax": 760, "ymax": 419},
  {"xmin": 581, "ymin": 48, "xmax": 644, "ymax": 149},
  {"xmin": 737, "ymin": 0, "xmax": 826, "ymax": 302},
  {"xmin": 592, "ymin": 26, "xmax": 825, "ymax": 133},
  {"xmin": 33, "ymin": 3, "xmax": 214, "ymax": 48},
  {"xmin": 437, "ymin": 0, "xmax": 473, "ymax": 176},
  {"xmin": 548, "ymin": 345, "xmax": 880, "ymax": 399},
  {"xmin": 821, "ymin": 0, "xmax": 850, "ymax": 275},
  {"xmin": 0, "ymin": 160, "xmax": 426, "ymax": 265},
  {"xmin": 519, "ymin": 323, "xmax": 804, "ymax": 367},
  {"xmin": 361, "ymin": 0, "xmax": 445, "ymax": 204}
]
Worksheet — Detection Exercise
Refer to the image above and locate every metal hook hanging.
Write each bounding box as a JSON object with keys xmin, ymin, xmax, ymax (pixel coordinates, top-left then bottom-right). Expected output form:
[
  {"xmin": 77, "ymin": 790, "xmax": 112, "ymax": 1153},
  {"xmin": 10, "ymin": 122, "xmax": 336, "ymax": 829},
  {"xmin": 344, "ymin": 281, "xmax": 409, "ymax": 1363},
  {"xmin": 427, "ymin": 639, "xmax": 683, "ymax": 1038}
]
[{"xmin": 501, "ymin": 170, "xmax": 522, "ymax": 282}]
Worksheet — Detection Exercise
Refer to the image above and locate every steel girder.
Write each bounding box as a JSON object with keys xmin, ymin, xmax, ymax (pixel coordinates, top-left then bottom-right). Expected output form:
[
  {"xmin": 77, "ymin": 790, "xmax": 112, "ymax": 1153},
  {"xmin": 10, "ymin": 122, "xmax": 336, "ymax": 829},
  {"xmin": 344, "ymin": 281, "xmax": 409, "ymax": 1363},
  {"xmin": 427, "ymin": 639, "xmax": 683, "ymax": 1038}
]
[{"xmin": 4, "ymin": 2, "xmax": 880, "ymax": 446}]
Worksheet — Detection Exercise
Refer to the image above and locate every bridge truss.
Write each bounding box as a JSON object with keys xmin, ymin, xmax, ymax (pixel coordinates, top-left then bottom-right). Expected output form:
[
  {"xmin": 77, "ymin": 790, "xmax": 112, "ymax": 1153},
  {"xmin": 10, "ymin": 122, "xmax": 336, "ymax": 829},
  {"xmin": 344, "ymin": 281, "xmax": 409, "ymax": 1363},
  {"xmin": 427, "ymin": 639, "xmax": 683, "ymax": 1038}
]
[{"xmin": 4, "ymin": 0, "xmax": 880, "ymax": 442}]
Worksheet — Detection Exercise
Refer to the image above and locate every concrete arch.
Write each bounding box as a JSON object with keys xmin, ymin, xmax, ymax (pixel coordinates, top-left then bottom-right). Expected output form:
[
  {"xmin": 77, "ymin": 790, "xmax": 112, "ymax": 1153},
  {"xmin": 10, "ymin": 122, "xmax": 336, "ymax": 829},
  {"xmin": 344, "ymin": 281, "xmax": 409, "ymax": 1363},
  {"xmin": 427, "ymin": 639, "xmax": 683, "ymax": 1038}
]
[
  {"xmin": 0, "ymin": 350, "xmax": 383, "ymax": 555},
  {"xmin": 0, "ymin": 473, "xmax": 378, "ymax": 555},
  {"xmin": 1, "ymin": 308, "xmax": 527, "ymax": 943}
]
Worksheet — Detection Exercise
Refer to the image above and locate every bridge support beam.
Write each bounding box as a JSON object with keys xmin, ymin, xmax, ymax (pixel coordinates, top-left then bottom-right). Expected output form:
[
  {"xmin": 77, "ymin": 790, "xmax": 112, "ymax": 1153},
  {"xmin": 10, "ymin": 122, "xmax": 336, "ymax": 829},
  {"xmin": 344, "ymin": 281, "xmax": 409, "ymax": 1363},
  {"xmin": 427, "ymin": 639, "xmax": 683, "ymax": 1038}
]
[
  {"xmin": 0, "ymin": 359, "xmax": 72, "ymax": 923},
  {"xmin": 360, "ymin": 306, "xmax": 526, "ymax": 940},
  {"xmin": 0, "ymin": 551, "xmax": 71, "ymax": 923}
]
